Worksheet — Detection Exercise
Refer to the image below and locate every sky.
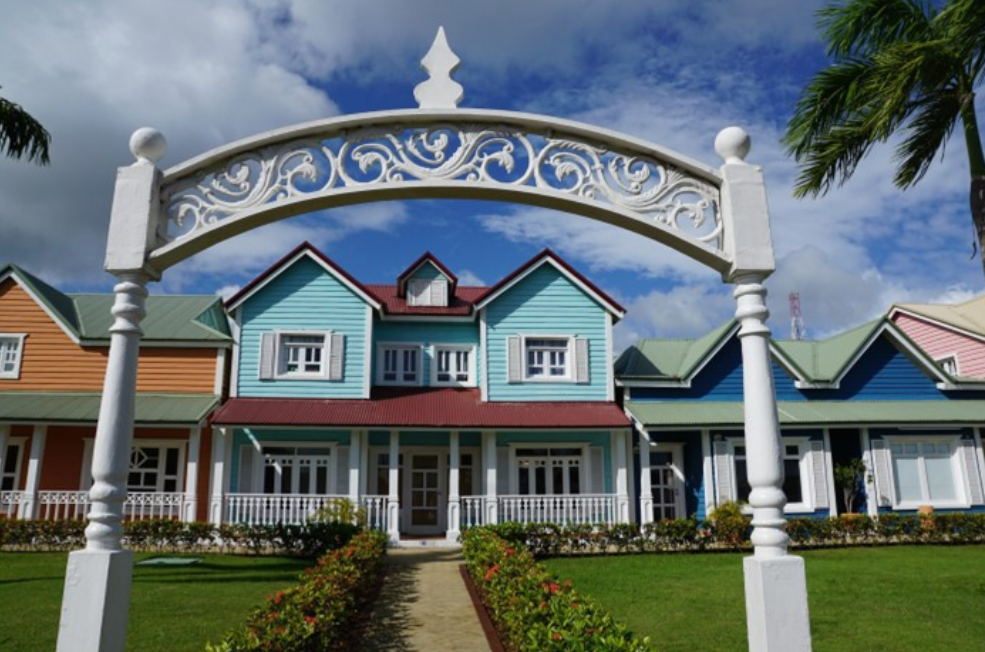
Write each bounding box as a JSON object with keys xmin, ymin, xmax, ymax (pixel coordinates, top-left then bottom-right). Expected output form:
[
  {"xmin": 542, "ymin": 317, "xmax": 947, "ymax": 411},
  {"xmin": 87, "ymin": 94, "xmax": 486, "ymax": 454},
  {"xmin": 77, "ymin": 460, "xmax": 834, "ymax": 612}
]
[{"xmin": 1, "ymin": 0, "xmax": 982, "ymax": 351}]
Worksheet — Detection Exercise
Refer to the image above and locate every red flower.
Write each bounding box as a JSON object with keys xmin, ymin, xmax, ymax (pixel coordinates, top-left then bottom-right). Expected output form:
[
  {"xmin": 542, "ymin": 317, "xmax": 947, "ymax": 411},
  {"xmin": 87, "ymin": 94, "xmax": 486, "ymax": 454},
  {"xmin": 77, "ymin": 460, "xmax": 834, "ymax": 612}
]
[
  {"xmin": 552, "ymin": 632, "xmax": 561, "ymax": 641},
  {"xmin": 484, "ymin": 564, "xmax": 500, "ymax": 581},
  {"xmin": 505, "ymin": 547, "xmax": 515, "ymax": 555}
]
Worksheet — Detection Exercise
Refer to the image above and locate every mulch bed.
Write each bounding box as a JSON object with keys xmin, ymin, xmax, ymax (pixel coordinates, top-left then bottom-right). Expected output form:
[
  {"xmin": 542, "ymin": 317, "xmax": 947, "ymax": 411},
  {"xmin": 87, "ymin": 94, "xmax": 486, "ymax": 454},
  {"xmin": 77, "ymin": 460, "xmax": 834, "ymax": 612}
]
[{"xmin": 459, "ymin": 564, "xmax": 506, "ymax": 652}]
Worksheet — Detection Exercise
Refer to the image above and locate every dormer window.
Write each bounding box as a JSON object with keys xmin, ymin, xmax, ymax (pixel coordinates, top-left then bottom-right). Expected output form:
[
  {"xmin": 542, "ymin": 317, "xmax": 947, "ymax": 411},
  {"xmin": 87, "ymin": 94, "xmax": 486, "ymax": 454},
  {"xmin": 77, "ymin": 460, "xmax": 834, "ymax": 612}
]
[
  {"xmin": 407, "ymin": 279, "xmax": 448, "ymax": 307},
  {"xmin": 936, "ymin": 355, "xmax": 958, "ymax": 376}
]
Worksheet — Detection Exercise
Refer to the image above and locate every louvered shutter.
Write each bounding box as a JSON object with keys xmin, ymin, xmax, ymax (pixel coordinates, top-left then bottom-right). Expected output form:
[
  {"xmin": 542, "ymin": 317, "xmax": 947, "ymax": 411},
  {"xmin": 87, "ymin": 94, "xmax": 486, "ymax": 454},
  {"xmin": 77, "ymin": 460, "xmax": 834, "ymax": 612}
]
[
  {"xmin": 809, "ymin": 441, "xmax": 829, "ymax": 510},
  {"xmin": 959, "ymin": 439, "xmax": 985, "ymax": 505},
  {"xmin": 238, "ymin": 446, "xmax": 255, "ymax": 492},
  {"xmin": 575, "ymin": 337, "xmax": 589, "ymax": 383},
  {"xmin": 432, "ymin": 279, "xmax": 448, "ymax": 307},
  {"xmin": 496, "ymin": 448, "xmax": 510, "ymax": 494},
  {"xmin": 258, "ymin": 333, "xmax": 276, "ymax": 379},
  {"xmin": 713, "ymin": 441, "xmax": 734, "ymax": 503},
  {"xmin": 329, "ymin": 333, "xmax": 345, "ymax": 380},
  {"xmin": 506, "ymin": 336, "xmax": 522, "ymax": 383},
  {"xmin": 590, "ymin": 447, "xmax": 605, "ymax": 493},
  {"xmin": 870, "ymin": 439, "xmax": 894, "ymax": 507},
  {"xmin": 336, "ymin": 447, "xmax": 349, "ymax": 494}
]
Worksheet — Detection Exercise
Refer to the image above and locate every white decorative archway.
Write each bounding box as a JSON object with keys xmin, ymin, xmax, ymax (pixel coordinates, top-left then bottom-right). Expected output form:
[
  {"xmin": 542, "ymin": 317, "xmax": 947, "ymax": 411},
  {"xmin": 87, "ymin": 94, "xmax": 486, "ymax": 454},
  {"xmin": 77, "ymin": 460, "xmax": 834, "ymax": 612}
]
[{"xmin": 59, "ymin": 28, "xmax": 811, "ymax": 652}]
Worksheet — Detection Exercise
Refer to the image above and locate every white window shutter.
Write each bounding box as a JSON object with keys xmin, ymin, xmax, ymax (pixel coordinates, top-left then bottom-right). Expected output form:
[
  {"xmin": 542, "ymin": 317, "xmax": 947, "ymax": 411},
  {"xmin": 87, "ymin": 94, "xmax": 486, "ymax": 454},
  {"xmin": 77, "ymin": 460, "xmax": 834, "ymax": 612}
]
[
  {"xmin": 496, "ymin": 448, "xmax": 510, "ymax": 494},
  {"xmin": 713, "ymin": 441, "xmax": 734, "ymax": 504},
  {"xmin": 959, "ymin": 439, "xmax": 985, "ymax": 505},
  {"xmin": 575, "ymin": 337, "xmax": 589, "ymax": 383},
  {"xmin": 238, "ymin": 446, "xmax": 255, "ymax": 492},
  {"xmin": 329, "ymin": 333, "xmax": 345, "ymax": 381},
  {"xmin": 590, "ymin": 447, "xmax": 605, "ymax": 493},
  {"xmin": 433, "ymin": 279, "xmax": 448, "ymax": 307},
  {"xmin": 258, "ymin": 333, "xmax": 276, "ymax": 379},
  {"xmin": 809, "ymin": 441, "xmax": 829, "ymax": 510},
  {"xmin": 871, "ymin": 439, "xmax": 893, "ymax": 507},
  {"xmin": 507, "ymin": 336, "xmax": 521, "ymax": 383}
]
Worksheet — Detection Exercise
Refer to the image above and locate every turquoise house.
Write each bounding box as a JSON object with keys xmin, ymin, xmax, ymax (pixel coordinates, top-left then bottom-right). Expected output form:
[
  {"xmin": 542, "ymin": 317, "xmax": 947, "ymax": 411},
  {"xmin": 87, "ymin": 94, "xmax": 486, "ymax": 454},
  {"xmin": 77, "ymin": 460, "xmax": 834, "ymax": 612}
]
[{"xmin": 212, "ymin": 243, "xmax": 633, "ymax": 542}]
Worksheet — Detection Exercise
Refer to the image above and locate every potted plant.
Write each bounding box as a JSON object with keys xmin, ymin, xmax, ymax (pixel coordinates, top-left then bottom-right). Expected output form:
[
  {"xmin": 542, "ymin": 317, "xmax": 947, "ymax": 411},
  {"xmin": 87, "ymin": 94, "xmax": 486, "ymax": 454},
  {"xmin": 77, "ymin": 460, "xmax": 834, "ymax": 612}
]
[{"xmin": 833, "ymin": 458, "xmax": 868, "ymax": 514}]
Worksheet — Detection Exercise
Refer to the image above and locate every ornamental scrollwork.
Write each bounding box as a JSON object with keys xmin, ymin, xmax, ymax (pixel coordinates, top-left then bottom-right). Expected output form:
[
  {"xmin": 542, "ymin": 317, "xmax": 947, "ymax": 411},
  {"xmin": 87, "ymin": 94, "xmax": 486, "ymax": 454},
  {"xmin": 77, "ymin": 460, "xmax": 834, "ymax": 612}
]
[{"xmin": 161, "ymin": 122, "xmax": 721, "ymax": 250}]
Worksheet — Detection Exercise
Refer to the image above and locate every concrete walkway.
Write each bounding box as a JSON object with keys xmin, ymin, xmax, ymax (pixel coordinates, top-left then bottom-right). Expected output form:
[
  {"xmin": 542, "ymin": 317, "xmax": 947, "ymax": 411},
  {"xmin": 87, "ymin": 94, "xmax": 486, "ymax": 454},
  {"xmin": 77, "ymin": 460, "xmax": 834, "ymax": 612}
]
[{"xmin": 358, "ymin": 547, "xmax": 492, "ymax": 651}]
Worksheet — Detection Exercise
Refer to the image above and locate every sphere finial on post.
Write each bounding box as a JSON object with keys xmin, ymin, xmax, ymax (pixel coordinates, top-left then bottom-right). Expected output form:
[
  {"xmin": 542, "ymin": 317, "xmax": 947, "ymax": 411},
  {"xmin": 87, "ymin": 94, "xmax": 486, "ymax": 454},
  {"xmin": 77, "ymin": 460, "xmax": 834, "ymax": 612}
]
[
  {"xmin": 414, "ymin": 26, "xmax": 464, "ymax": 109},
  {"xmin": 715, "ymin": 126, "xmax": 751, "ymax": 164},
  {"xmin": 129, "ymin": 127, "xmax": 167, "ymax": 164}
]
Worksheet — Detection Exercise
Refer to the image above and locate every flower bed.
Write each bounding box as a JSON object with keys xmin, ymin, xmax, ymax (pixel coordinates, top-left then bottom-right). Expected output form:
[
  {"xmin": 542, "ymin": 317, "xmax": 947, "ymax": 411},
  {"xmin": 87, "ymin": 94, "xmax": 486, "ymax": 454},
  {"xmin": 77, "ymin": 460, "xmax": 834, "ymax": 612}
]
[
  {"xmin": 206, "ymin": 529, "xmax": 388, "ymax": 652},
  {"xmin": 462, "ymin": 528, "xmax": 653, "ymax": 652}
]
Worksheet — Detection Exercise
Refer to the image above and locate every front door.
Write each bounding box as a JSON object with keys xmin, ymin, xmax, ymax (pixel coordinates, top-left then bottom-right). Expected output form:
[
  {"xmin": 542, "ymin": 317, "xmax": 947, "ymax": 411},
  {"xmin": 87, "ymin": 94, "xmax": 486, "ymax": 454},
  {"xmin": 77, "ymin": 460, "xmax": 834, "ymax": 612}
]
[
  {"xmin": 650, "ymin": 445, "xmax": 685, "ymax": 520},
  {"xmin": 405, "ymin": 453, "xmax": 445, "ymax": 535}
]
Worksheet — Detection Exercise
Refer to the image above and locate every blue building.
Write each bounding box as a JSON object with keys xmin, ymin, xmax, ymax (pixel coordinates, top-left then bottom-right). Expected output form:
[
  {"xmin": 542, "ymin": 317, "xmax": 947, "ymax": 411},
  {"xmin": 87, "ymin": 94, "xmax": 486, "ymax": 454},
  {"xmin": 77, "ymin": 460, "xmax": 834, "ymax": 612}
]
[{"xmin": 210, "ymin": 243, "xmax": 634, "ymax": 542}]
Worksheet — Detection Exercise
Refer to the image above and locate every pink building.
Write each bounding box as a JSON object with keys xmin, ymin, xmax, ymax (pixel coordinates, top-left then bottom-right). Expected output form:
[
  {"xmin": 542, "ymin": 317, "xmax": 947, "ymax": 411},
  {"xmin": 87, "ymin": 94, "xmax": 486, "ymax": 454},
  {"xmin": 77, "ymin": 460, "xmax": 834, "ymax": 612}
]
[{"xmin": 889, "ymin": 295, "xmax": 985, "ymax": 380}]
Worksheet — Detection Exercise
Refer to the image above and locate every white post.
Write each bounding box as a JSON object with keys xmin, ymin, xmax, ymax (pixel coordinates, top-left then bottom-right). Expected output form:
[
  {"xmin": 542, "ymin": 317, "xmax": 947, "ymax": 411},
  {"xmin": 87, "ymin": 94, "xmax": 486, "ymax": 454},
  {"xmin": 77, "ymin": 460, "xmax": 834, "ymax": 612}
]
[
  {"xmin": 387, "ymin": 431, "xmax": 400, "ymax": 543},
  {"xmin": 638, "ymin": 431, "xmax": 654, "ymax": 525},
  {"xmin": 184, "ymin": 427, "xmax": 201, "ymax": 523},
  {"xmin": 482, "ymin": 431, "xmax": 498, "ymax": 525},
  {"xmin": 209, "ymin": 427, "xmax": 229, "ymax": 525},
  {"xmin": 717, "ymin": 126, "xmax": 811, "ymax": 652},
  {"xmin": 19, "ymin": 425, "xmax": 46, "ymax": 519},
  {"xmin": 447, "ymin": 431, "xmax": 461, "ymax": 541},
  {"xmin": 613, "ymin": 430, "xmax": 630, "ymax": 523},
  {"xmin": 348, "ymin": 430, "xmax": 362, "ymax": 503},
  {"xmin": 58, "ymin": 272, "xmax": 150, "ymax": 652}
]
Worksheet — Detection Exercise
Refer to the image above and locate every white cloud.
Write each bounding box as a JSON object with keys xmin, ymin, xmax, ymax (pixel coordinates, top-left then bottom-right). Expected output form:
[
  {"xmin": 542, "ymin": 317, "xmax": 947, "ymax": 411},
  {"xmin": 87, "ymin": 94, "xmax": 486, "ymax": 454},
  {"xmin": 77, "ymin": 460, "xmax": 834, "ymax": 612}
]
[
  {"xmin": 215, "ymin": 284, "xmax": 242, "ymax": 301},
  {"xmin": 614, "ymin": 283, "xmax": 735, "ymax": 350},
  {"xmin": 455, "ymin": 270, "xmax": 485, "ymax": 287}
]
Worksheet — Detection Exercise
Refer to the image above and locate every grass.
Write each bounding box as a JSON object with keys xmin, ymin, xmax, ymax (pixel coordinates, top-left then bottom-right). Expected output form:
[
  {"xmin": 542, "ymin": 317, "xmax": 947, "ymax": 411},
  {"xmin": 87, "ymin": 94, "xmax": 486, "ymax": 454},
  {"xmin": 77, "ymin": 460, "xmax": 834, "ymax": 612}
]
[
  {"xmin": 543, "ymin": 545, "xmax": 985, "ymax": 652},
  {"xmin": 0, "ymin": 551, "xmax": 312, "ymax": 652}
]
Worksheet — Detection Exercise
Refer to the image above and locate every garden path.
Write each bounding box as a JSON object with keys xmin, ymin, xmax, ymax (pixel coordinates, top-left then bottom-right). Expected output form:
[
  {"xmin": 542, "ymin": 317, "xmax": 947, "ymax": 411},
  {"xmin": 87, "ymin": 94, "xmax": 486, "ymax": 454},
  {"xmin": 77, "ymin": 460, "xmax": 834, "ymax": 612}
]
[{"xmin": 359, "ymin": 547, "xmax": 492, "ymax": 651}]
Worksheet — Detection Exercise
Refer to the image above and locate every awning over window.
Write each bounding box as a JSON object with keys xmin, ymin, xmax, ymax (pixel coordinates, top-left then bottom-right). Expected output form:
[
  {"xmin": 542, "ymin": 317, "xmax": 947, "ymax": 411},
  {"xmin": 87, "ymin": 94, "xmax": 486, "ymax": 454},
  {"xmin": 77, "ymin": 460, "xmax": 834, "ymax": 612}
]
[{"xmin": 0, "ymin": 392, "xmax": 219, "ymax": 425}]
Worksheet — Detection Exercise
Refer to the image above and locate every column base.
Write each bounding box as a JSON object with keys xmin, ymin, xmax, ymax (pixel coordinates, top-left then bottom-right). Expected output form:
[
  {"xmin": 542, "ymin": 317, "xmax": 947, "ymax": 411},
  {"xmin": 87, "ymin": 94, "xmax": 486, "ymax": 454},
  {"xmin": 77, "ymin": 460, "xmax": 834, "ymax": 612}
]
[
  {"xmin": 743, "ymin": 555, "xmax": 812, "ymax": 652},
  {"xmin": 57, "ymin": 549, "xmax": 134, "ymax": 652}
]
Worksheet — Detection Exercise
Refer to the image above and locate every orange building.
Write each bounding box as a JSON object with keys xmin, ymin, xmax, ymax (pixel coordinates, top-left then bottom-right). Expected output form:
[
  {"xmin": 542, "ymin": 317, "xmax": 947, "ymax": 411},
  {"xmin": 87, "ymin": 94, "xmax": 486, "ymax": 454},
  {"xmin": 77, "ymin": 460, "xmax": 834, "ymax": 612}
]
[{"xmin": 0, "ymin": 264, "xmax": 230, "ymax": 522}]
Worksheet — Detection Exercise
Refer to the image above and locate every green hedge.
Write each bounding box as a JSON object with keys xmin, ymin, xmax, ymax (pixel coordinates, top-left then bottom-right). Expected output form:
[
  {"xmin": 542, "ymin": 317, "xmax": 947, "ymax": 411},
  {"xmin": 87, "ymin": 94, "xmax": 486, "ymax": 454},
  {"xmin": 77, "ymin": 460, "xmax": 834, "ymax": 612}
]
[
  {"xmin": 482, "ymin": 512, "xmax": 985, "ymax": 557},
  {"xmin": 462, "ymin": 528, "xmax": 654, "ymax": 651},
  {"xmin": 206, "ymin": 529, "xmax": 388, "ymax": 652},
  {"xmin": 0, "ymin": 518, "xmax": 361, "ymax": 557}
]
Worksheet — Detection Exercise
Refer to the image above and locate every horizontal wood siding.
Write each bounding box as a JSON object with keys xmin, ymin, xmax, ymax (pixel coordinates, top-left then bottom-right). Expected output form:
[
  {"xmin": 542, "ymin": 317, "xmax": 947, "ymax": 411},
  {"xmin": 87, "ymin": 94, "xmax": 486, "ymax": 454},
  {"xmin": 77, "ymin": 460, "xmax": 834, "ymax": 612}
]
[
  {"xmin": 893, "ymin": 313, "xmax": 985, "ymax": 379},
  {"xmin": 822, "ymin": 336, "xmax": 944, "ymax": 400},
  {"xmin": 485, "ymin": 266, "xmax": 608, "ymax": 401},
  {"xmin": 407, "ymin": 263, "xmax": 448, "ymax": 284},
  {"xmin": 0, "ymin": 280, "xmax": 219, "ymax": 392},
  {"xmin": 237, "ymin": 257, "xmax": 368, "ymax": 398},
  {"xmin": 373, "ymin": 320, "xmax": 480, "ymax": 386}
]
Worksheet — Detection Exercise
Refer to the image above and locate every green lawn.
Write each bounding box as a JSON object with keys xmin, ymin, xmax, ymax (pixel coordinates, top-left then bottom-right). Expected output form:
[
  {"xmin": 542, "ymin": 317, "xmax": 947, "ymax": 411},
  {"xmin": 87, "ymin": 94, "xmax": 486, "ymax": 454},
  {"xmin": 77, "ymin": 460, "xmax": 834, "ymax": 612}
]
[
  {"xmin": 0, "ymin": 552, "xmax": 312, "ymax": 652},
  {"xmin": 544, "ymin": 546, "xmax": 985, "ymax": 652}
]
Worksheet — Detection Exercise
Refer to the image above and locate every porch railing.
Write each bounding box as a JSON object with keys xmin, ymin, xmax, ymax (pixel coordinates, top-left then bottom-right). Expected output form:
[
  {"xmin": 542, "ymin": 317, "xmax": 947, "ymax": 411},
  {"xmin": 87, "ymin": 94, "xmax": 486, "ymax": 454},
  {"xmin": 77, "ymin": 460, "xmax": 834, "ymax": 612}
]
[
  {"xmin": 223, "ymin": 493, "xmax": 349, "ymax": 526},
  {"xmin": 34, "ymin": 491, "xmax": 187, "ymax": 521},
  {"xmin": 498, "ymin": 494, "xmax": 616, "ymax": 525},
  {"xmin": 1, "ymin": 491, "xmax": 24, "ymax": 518},
  {"xmin": 461, "ymin": 495, "xmax": 485, "ymax": 528},
  {"xmin": 360, "ymin": 495, "xmax": 388, "ymax": 531}
]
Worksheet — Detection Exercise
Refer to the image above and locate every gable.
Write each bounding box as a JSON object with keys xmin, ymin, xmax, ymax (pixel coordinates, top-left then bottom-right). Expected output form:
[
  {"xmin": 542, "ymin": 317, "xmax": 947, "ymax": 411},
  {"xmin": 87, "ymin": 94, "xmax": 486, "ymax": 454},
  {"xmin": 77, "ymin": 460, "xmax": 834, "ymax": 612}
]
[
  {"xmin": 821, "ymin": 334, "xmax": 947, "ymax": 400},
  {"xmin": 483, "ymin": 264, "xmax": 603, "ymax": 325},
  {"xmin": 240, "ymin": 255, "xmax": 369, "ymax": 322}
]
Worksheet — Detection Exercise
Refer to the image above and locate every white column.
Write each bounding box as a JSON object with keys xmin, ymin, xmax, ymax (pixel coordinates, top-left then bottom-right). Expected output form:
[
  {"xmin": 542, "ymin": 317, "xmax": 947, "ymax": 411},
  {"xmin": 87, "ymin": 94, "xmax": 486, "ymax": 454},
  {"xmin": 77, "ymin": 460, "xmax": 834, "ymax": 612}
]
[
  {"xmin": 387, "ymin": 431, "xmax": 400, "ymax": 543},
  {"xmin": 0, "ymin": 425, "xmax": 10, "ymax": 517},
  {"xmin": 183, "ymin": 427, "xmax": 201, "ymax": 523},
  {"xmin": 482, "ymin": 431, "xmax": 498, "ymax": 525},
  {"xmin": 613, "ymin": 430, "xmax": 630, "ymax": 523},
  {"xmin": 701, "ymin": 429, "xmax": 714, "ymax": 519},
  {"xmin": 348, "ymin": 430, "xmax": 362, "ymax": 503},
  {"xmin": 19, "ymin": 425, "xmax": 47, "ymax": 519},
  {"xmin": 860, "ymin": 429, "xmax": 878, "ymax": 518},
  {"xmin": 447, "ymin": 431, "xmax": 461, "ymax": 542},
  {"xmin": 209, "ymin": 428, "xmax": 230, "ymax": 525},
  {"xmin": 638, "ymin": 431, "xmax": 654, "ymax": 525},
  {"xmin": 58, "ymin": 272, "xmax": 150, "ymax": 652},
  {"xmin": 733, "ymin": 274, "xmax": 812, "ymax": 652}
]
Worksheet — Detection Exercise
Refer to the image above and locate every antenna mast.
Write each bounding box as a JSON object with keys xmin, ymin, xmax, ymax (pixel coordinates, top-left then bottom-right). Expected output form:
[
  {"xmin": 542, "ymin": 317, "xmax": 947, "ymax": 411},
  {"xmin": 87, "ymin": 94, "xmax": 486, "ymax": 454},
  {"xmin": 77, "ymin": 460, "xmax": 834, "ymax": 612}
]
[{"xmin": 789, "ymin": 292, "xmax": 807, "ymax": 340}]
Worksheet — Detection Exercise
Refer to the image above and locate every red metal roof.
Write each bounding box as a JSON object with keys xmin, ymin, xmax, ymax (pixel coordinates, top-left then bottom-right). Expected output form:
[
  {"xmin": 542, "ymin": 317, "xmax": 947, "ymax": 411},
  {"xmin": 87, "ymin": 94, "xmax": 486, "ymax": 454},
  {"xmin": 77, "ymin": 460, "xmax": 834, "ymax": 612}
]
[
  {"xmin": 366, "ymin": 285, "xmax": 486, "ymax": 316},
  {"xmin": 211, "ymin": 388, "xmax": 630, "ymax": 428}
]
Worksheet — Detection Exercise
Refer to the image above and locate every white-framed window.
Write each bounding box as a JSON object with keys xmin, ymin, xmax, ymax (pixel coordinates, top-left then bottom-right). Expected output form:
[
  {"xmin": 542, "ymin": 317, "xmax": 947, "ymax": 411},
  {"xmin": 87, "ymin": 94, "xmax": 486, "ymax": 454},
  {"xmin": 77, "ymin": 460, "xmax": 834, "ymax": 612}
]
[
  {"xmin": 0, "ymin": 334, "xmax": 26, "ymax": 379},
  {"xmin": 730, "ymin": 438, "xmax": 814, "ymax": 513},
  {"xmin": 432, "ymin": 345, "xmax": 475, "ymax": 386},
  {"xmin": 378, "ymin": 343, "xmax": 423, "ymax": 386},
  {"xmin": 407, "ymin": 278, "xmax": 448, "ymax": 307},
  {"xmin": 885, "ymin": 437, "xmax": 966, "ymax": 509},
  {"xmin": 525, "ymin": 337, "xmax": 570, "ymax": 380},
  {"xmin": 128, "ymin": 442, "xmax": 184, "ymax": 493},
  {"xmin": 1, "ymin": 438, "xmax": 26, "ymax": 492},
  {"xmin": 514, "ymin": 447, "xmax": 585, "ymax": 495},
  {"xmin": 260, "ymin": 445, "xmax": 334, "ymax": 495},
  {"xmin": 258, "ymin": 331, "xmax": 344, "ymax": 381},
  {"xmin": 936, "ymin": 355, "xmax": 958, "ymax": 376}
]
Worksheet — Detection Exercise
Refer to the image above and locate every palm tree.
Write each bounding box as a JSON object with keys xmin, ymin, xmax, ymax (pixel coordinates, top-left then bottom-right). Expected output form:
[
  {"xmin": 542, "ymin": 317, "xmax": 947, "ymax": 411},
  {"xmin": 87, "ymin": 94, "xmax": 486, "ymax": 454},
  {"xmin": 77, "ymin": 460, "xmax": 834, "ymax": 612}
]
[
  {"xmin": 783, "ymin": 0, "xmax": 985, "ymax": 280},
  {"xmin": 0, "ymin": 86, "xmax": 50, "ymax": 165}
]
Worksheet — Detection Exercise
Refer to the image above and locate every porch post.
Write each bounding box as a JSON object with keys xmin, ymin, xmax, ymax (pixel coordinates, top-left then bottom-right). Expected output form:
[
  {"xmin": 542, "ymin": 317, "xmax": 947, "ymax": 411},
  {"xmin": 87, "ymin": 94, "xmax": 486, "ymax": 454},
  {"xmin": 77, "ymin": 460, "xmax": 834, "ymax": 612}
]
[
  {"xmin": 19, "ymin": 425, "xmax": 46, "ymax": 519},
  {"xmin": 0, "ymin": 425, "xmax": 8, "ymax": 512},
  {"xmin": 447, "ymin": 431, "xmax": 461, "ymax": 542},
  {"xmin": 613, "ymin": 430, "xmax": 630, "ymax": 523},
  {"xmin": 348, "ymin": 430, "xmax": 362, "ymax": 503},
  {"xmin": 638, "ymin": 431, "xmax": 654, "ymax": 525},
  {"xmin": 387, "ymin": 430, "xmax": 400, "ymax": 543},
  {"xmin": 482, "ymin": 431, "xmax": 498, "ymax": 525},
  {"xmin": 209, "ymin": 427, "xmax": 229, "ymax": 525},
  {"xmin": 183, "ymin": 426, "xmax": 201, "ymax": 523}
]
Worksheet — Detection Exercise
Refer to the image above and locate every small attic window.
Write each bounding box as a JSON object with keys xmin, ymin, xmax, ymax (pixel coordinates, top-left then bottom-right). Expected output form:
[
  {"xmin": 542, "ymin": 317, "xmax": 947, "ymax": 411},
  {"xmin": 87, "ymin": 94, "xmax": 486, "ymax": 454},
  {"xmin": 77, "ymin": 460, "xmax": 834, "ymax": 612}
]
[
  {"xmin": 936, "ymin": 355, "xmax": 958, "ymax": 376},
  {"xmin": 407, "ymin": 278, "xmax": 448, "ymax": 307}
]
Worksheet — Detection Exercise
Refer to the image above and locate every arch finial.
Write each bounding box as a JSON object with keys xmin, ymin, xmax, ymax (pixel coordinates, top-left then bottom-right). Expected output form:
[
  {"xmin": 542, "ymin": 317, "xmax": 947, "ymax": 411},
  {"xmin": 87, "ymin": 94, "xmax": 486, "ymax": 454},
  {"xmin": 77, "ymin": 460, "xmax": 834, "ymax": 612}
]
[
  {"xmin": 129, "ymin": 127, "xmax": 167, "ymax": 164},
  {"xmin": 715, "ymin": 126, "xmax": 750, "ymax": 164},
  {"xmin": 414, "ymin": 26, "xmax": 464, "ymax": 109}
]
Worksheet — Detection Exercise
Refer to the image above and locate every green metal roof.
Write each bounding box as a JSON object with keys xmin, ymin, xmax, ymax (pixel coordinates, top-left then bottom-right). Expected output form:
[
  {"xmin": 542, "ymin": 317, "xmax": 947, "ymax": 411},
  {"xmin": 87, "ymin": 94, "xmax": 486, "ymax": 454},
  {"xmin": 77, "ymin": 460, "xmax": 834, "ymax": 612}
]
[
  {"xmin": 2, "ymin": 264, "xmax": 82, "ymax": 337},
  {"xmin": 0, "ymin": 392, "xmax": 219, "ymax": 424},
  {"xmin": 625, "ymin": 400, "xmax": 985, "ymax": 427},
  {"xmin": 615, "ymin": 319, "xmax": 736, "ymax": 380}
]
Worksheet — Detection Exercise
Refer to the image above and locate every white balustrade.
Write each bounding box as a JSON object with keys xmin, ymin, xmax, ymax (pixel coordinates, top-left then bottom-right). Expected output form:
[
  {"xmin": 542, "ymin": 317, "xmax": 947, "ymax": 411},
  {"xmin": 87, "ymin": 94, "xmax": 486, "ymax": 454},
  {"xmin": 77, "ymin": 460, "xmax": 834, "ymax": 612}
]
[
  {"xmin": 1, "ymin": 491, "xmax": 24, "ymax": 517},
  {"xmin": 360, "ymin": 495, "xmax": 388, "ymax": 531},
  {"xmin": 34, "ymin": 491, "xmax": 187, "ymax": 521},
  {"xmin": 498, "ymin": 494, "xmax": 616, "ymax": 525},
  {"xmin": 460, "ymin": 496, "xmax": 486, "ymax": 528},
  {"xmin": 223, "ymin": 493, "xmax": 348, "ymax": 526}
]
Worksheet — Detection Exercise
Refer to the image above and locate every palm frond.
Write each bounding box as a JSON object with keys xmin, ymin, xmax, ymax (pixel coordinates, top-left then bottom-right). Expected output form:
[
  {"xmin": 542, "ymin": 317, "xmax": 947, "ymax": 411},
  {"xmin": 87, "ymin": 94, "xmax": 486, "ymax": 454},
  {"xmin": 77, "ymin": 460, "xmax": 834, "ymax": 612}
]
[
  {"xmin": 818, "ymin": 0, "xmax": 933, "ymax": 58},
  {"xmin": 937, "ymin": 0, "xmax": 985, "ymax": 86},
  {"xmin": 0, "ymin": 97, "xmax": 51, "ymax": 165},
  {"xmin": 894, "ymin": 91, "xmax": 961, "ymax": 187}
]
